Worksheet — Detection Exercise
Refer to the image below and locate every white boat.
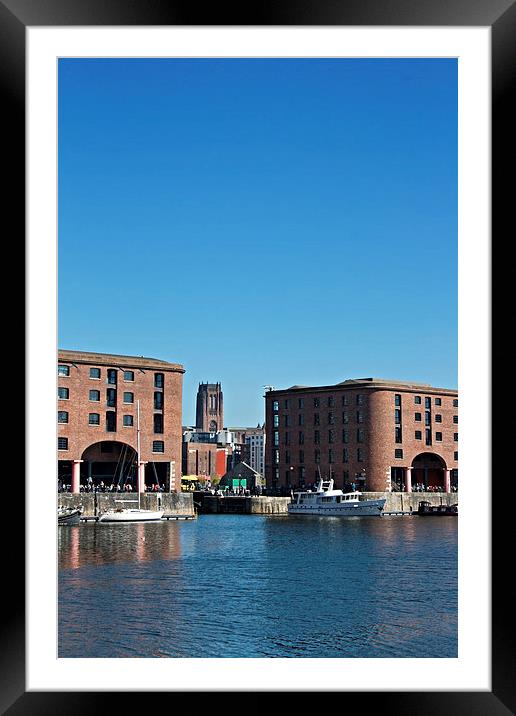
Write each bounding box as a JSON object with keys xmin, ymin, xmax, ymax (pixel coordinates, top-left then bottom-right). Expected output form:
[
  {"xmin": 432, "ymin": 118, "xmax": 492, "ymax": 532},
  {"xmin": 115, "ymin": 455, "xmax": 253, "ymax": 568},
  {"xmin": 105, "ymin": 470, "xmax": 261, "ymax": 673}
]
[
  {"xmin": 288, "ymin": 476, "xmax": 386, "ymax": 516},
  {"xmin": 98, "ymin": 401, "xmax": 164, "ymax": 523}
]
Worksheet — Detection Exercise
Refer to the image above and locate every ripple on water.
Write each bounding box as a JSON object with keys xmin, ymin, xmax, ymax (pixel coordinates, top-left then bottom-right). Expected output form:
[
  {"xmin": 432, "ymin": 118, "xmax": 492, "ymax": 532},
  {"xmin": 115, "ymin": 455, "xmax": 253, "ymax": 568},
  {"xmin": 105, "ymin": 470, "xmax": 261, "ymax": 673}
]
[{"xmin": 59, "ymin": 515, "xmax": 457, "ymax": 658}]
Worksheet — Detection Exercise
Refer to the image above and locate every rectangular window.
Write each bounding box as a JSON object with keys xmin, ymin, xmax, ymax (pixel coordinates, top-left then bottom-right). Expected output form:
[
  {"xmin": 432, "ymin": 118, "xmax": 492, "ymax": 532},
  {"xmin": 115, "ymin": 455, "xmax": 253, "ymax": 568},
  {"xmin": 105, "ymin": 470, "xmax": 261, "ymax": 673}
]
[
  {"xmin": 123, "ymin": 392, "xmax": 134, "ymax": 404},
  {"xmin": 123, "ymin": 415, "xmax": 134, "ymax": 427},
  {"xmin": 58, "ymin": 387, "xmax": 69, "ymax": 399},
  {"xmin": 274, "ymin": 450, "xmax": 280, "ymax": 464},
  {"xmin": 273, "ymin": 468, "xmax": 280, "ymax": 481},
  {"xmin": 356, "ymin": 394, "xmax": 364, "ymax": 405},
  {"xmin": 415, "ymin": 396, "xmax": 421, "ymax": 404},
  {"xmin": 436, "ymin": 432, "xmax": 442, "ymax": 441},
  {"xmin": 154, "ymin": 414, "xmax": 163, "ymax": 433},
  {"xmin": 315, "ymin": 449, "xmax": 321, "ymax": 464},
  {"xmin": 58, "ymin": 364, "xmax": 70, "ymax": 376},
  {"xmin": 328, "ymin": 396, "xmax": 334, "ymax": 407},
  {"xmin": 342, "ymin": 395, "xmax": 349, "ymax": 406},
  {"xmin": 328, "ymin": 449, "xmax": 333, "ymax": 464},
  {"xmin": 58, "ymin": 411, "xmax": 68, "ymax": 423},
  {"xmin": 425, "ymin": 411, "xmax": 431, "ymax": 425},
  {"xmin": 88, "ymin": 413, "xmax": 100, "ymax": 425},
  {"xmin": 356, "ymin": 411, "xmax": 364, "ymax": 424},
  {"xmin": 395, "ymin": 449, "xmax": 403, "ymax": 459},
  {"xmin": 342, "ymin": 430, "xmax": 349, "ymax": 444},
  {"xmin": 284, "ymin": 399, "xmax": 290, "ymax": 409},
  {"xmin": 453, "ymin": 415, "xmax": 458, "ymax": 423},
  {"xmin": 298, "ymin": 398, "xmax": 304, "ymax": 409},
  {"xmin": 273, "ymin": 400, "xmax": 279, "ymax": 412},
  {"xmin": 314, "ymin": 413, "xmax": 320, "ymax": 426},
  {"xmin": 299, "ymin": 450, "xmax": 304, "ymax": 463},
  {"xmin": 328, "ymin": 412, "xmax": 335, "ymax": 425},
  {"xmin": 314, "ymin": 430, "xmax": 320, "ymax": 444},
  {"xmin": 415, "ymin": 412, "xmax": 422, "ymax": 421},
  {"xmin": 284, "ymin": 432, "xmax": 290, "ymax": 446},
  {"xmin": 415, "ymin": 430, "xmax": 422, "ymax": 440},
  {"xmin": 425, "ymin": 397, "xmax": 431, "ymax": 409},
  {"xmin": 90, "ymin": 367, "xmax": 101, "ymax": 379},
  {"xmin": 284, "ymin": 415, "xmax": 291, "ymax": 427},
  {"xmin": 357, "ymin": 448, "xmax": 364, "ymax": 462},
  {"xmin": 107, "ymin": 369, "xmax": 117, "ymax": 385},
  {"xmin": 328, "ymin": 430, "xmax": 334, "ymax": 443},
  {"xmin": 454, "ymin": 433, "xmax": 458, "ymax": 442},
  {"xmin": 106, "ymin": 412, "xmax": 116, "ymax": 432},
  {"xmin": 395, "ymin": 394, "xmax": 401, "ymax": 407},
  {"xmin": 342, "ymin": 411, "xmax": 349, "ymax": 424},
  {"xmin": 58, "ymin": 437, "xmax": 68, "ymax": 450},
  {"xmin": 357, "ymin": 429, "xmax": 364, "ymax": 443},
  {"xmin": 273, "ymin": 431, "xmax": 279, "ymax": 446},
  {"xmin": 454, "ymin": 451, "xmax": 458, "ymax": 460},
  {"xmin": 152, "ymin": 441, "xmax": 164, "ymax": 453},
  {"xmin": 298, "ymin": 414, "xmax": 304, "ymax": 426},
  {"xmin": 435, "ymin": 398, "xmax": 442, "ymax": 406},
  {"xmin": 273, "ymin": 414, "xmax": 279, "ymax": 427},
  {"xmin": 89, "ymin": 390, "xmax": 100, "ymax": 401},
  {"xmin": 154, "ymin": 392, "xmax": 163, "ymax": 410},
  {"xmin": 394, "ymin": 409, "xmax": 401, "ymax": 424},
  {"xmin": 285, "ymin": 450, "xmax": 291, "ymax": 464},
  {"xmin": 123, "ymin": 370, "xmax": 134, "ymax": 381},
  {"xmin": 299, "ymin": 431, "xmax": 304, "ymax": 445},
  {"xmin": 435, "ymin": 414, "xmax": 442, "ymax": 422},
  {"xmin": 425, "ymin": 429, "xmax": 432, "ymax": 445},
  {"xmin": 453, "ymin": 399, "xmax": 458, "ymax": 407},
  {"xmin": 314, "ymin": 397, "xmax": 320, "ymax": 408},
  {"xmin": 343, "ymin": 448, "xmax": 349, "ymax": 463},
  {"xmin": 106, "ymin": 389, "xmax": 116, "ymax": 407},
  {"xmin": 154, "ymin": 373, "xmax": 164, "ymax": 388},
  {"xmin": 395, "ymin": 427, "xmax": 402, "ymax": 443}
]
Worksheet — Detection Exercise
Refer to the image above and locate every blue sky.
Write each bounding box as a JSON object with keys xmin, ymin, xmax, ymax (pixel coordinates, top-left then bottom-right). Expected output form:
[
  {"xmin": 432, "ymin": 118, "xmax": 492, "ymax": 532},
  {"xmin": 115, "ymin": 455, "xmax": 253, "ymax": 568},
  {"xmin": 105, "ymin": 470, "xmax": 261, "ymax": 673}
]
[{"xmin": 58, "ymin": 58, "xmax": 457, "ymax": 426}]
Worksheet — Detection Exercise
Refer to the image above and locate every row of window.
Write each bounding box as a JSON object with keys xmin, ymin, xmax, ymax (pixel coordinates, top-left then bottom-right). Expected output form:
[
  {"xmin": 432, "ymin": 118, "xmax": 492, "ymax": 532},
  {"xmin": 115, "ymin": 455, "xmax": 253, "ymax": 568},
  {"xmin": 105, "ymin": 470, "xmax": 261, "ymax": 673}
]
[
  {"xmin": 273, "ymin": 394, "xmax": 458, "ymax": 413},
  {"xmin": 273, "ymin": 428, "xmax": 458, "ymax": 446},
  {"xmin": 58, "ymin": 387, "xmax": 165, "ymax": 410},
  {"xmin": 273, "ymin": 411, "xmax": 365, "ymax": 428},
  {"xmin": 57, "ymin": 437, "xmax": 165, "ymax": 452},
  {"xmin": 273, "ymin": 448, "xmax": 459, "ymax": 466},
  {"xmin": 58, "ymin": 412, "xmax": 164, "ymax": 433},
  {"xmin": 58, "ymin": 365, "xmax": 165, "ymax": 388},
  {"xmin": 397, "ymin": 409, "xmax": 458, "ymax": 424}
]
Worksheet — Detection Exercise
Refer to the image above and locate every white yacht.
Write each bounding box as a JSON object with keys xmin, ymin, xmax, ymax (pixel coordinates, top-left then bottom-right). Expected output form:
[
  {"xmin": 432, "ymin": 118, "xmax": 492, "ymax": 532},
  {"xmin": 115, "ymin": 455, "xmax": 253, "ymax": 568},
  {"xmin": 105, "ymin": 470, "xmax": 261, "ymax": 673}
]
[{"xmin": 288, "ymin": 477, "xmax": 386, "ymax": 516}]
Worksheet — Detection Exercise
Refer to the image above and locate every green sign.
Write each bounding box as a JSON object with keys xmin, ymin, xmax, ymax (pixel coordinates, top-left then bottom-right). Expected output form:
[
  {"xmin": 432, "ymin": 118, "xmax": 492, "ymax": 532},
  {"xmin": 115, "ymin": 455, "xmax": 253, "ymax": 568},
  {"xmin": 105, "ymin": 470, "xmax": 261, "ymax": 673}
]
[{"xmin": 232, "ymin": 478, "xmax": 247, "ymax": 488}]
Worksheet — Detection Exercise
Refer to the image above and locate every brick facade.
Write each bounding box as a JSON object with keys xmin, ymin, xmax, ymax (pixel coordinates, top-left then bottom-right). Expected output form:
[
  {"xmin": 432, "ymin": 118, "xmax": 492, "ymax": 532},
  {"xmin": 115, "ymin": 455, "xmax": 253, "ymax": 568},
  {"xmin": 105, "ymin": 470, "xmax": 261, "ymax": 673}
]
[
  {"xmin": 57, "ymin": 350, "xmax": 184, "ymax": 490},
  {"xmin": 265, "ymin": 378, "xmax": 458, "ymax": 493}
]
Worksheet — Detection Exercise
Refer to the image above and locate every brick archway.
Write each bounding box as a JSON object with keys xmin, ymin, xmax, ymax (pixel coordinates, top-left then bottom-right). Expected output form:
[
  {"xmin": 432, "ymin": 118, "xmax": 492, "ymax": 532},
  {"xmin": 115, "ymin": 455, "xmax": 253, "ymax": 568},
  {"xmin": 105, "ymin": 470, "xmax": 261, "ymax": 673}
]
[
  {"xmin": 411, "ymin": 452, "xmax": 447, "ymax": 490},
  {"xmin": 80, "ymin": 440, "xmax": 137, "ymax": 489}
]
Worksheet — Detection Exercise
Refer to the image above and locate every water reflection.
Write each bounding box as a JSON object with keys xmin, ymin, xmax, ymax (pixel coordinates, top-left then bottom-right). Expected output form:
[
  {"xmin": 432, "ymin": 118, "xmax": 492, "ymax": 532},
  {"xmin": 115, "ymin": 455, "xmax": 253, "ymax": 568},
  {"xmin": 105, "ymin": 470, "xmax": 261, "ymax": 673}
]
[
  {"xmin": 58, "ymin": 521, "xmax": 182, "ymax": 570},
  {"xmin": 59, "ymin": 515, "xmax": 457, "ymax": 658}
]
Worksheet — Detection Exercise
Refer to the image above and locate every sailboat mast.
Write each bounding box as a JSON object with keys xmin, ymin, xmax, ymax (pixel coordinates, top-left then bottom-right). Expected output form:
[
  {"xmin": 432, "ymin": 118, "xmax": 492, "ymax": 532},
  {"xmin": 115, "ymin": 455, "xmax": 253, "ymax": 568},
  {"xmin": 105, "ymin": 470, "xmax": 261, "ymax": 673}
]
[{"xmin": 137, "ymin": 399, "xmax": 141, "ymax": 509}]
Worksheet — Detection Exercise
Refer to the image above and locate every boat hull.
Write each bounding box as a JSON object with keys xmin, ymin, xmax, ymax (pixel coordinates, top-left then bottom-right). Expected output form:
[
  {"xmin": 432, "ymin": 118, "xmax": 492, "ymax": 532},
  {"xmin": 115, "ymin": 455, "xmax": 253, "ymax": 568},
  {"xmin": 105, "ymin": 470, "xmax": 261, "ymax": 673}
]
[
  {"xmin": 58, "ymin": 509, "xmax": 82, "ymax": 525},
  {"xmin": 288, "ymin": 499, "xmax": 386, "ymax": 517},
  {"xmin": 98, "ymin": 509, "xmax": 164, "ymax": 523}
]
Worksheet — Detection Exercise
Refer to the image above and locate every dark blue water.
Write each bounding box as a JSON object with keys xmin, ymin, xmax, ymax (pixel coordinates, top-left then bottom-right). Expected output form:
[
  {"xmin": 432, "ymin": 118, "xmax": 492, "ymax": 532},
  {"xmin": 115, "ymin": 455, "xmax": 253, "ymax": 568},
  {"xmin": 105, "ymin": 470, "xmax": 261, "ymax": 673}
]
[{"xmin": 58, "ymin": 515, "xmax": 457, "ymax": 658}]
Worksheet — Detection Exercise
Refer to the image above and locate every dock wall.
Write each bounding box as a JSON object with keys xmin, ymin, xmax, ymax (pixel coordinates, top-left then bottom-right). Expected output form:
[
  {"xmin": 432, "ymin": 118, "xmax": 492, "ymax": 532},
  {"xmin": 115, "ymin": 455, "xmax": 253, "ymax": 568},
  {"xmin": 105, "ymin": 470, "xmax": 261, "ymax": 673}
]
[
  {"xmin": 58, "ymin": 491, "xmax": 195, "ymax": 517},
  {"xmin": 197, "ymin": 492, "xmax": 458, "ymax": 515}
]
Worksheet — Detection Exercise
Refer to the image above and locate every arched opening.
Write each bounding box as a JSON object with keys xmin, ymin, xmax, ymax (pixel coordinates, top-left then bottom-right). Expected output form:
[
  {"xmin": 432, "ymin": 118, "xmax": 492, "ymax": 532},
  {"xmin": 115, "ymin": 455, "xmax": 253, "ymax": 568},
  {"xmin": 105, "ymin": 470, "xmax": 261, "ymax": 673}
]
[
  {"xmin": 209, "ymin": 420, "xmax": 217, "ymax": 432},
  {"xmin": 80, "ymin": 440, "xmax": 137, "ymax": 491},
  {"xmin": 411, "ymin": 452, "xmax": 447, "ymax": 491}
]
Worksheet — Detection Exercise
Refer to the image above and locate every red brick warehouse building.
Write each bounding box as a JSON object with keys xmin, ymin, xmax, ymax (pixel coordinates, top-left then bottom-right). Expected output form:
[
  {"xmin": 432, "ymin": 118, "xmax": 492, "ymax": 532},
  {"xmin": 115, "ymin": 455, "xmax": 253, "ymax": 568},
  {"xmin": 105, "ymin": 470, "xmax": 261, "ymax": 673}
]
[
  {"xmin": 264, "ymin": 378, "xmax": 458, "ymax": 494},
  {"xmin": 57, "ymin": 350, "xmax": 184, "ymax": 493}
]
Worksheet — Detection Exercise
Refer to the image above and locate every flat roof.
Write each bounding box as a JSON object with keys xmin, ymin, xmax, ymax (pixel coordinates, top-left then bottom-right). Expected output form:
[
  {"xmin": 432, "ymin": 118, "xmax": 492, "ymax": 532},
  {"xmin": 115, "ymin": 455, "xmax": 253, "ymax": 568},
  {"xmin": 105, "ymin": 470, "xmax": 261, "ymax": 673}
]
[
  {"xmin": 58, "ymin": 349, "xmax": 185, "ymax": 373},
  {"xmin": 268, "ymin": 377, "xmax": 457, "ymax": 396}
]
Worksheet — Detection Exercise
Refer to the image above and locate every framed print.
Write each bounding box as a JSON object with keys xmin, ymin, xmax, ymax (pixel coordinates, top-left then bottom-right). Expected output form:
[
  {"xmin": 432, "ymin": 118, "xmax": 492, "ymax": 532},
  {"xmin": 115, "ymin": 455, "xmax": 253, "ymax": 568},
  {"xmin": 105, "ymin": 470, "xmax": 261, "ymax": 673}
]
[{"xmin": 2, "ymin": 0, "xmax": 512, "ymax": 711}]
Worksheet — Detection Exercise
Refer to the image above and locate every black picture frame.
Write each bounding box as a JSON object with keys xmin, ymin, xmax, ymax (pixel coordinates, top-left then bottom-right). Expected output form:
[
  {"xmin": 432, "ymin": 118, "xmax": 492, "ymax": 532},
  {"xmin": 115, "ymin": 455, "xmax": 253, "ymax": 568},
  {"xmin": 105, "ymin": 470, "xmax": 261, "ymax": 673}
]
[{"xmin": 3, "ymin": 0, "xmax": 510, "ymax": 711}]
